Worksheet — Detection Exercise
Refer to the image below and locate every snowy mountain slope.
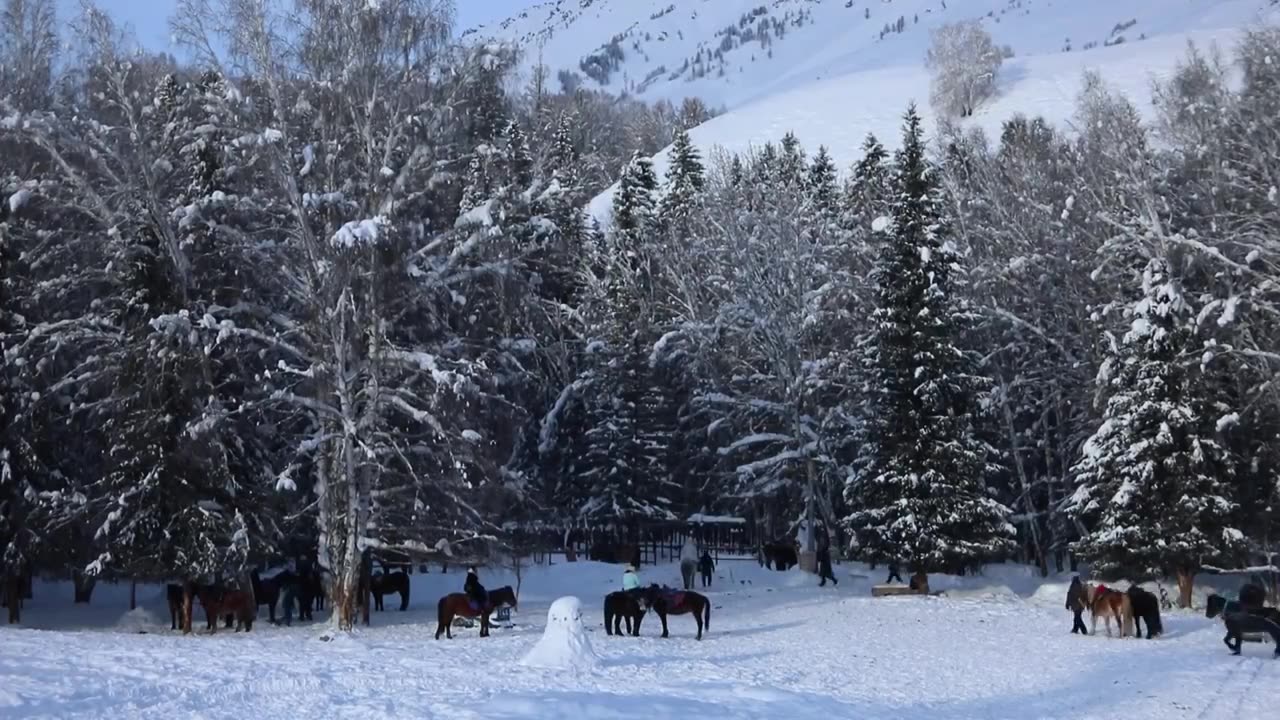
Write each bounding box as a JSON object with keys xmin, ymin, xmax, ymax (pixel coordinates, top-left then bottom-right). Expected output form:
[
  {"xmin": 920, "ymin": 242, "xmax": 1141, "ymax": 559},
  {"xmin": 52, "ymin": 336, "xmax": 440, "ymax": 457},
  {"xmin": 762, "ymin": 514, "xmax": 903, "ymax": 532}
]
[
  {"xmin": 469, "ymin": 0, "xmax": 1276, "ymax": 110},
  {"xmin": 587, "ymin": 21, "xmax": 1267, "ymax": 224}
]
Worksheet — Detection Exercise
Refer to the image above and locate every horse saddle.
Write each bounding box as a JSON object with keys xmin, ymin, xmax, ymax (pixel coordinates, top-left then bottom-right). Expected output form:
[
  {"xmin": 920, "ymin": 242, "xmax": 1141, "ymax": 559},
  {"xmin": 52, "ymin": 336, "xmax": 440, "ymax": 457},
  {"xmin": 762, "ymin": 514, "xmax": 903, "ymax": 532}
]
[{"xmin": 664, "ymin": 591, "xmax": 686, "ymax": 609}]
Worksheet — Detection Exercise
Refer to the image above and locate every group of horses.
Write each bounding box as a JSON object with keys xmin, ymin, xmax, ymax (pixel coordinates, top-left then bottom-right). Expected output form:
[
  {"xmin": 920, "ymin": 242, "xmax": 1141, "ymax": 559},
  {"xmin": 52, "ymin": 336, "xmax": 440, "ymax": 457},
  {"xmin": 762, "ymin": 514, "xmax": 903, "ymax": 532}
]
[
  {"xmin": 603, "ymin": 585, "xmax": 712, "ymax": 641},
  {"xmin": 1083, "ymin": 583, "xmax": 1165, "ymax": 639},
  {"xmin": 165, "ymin": 569, "xmax": 326, "ymax": 633},
  {"xmin": 1086, "ymin": 580, "xmax": 1280, "ymax": 658}
]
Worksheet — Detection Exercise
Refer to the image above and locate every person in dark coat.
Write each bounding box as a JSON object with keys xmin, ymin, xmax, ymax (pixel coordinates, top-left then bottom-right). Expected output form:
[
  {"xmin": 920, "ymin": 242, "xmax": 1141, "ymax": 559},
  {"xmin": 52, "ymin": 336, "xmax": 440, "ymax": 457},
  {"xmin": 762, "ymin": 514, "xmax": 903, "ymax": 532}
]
[
  {"xmin": 464, "ymin": 567, "xmax": 488, "ymax": 610},
  {"xmin": 1066, "ymin": 575, "xmax": 1088, "ymax": 635},
  {"xmin": 816, "ymin": 535, "xmax": 838, "ymax": 587},
  {"xmin": 886, "ymin": 561, "xmax": 904, "ymax": 584},
  {"xmin": 698, "ymin": 551, "xmax": 715, "ymax": 588}
]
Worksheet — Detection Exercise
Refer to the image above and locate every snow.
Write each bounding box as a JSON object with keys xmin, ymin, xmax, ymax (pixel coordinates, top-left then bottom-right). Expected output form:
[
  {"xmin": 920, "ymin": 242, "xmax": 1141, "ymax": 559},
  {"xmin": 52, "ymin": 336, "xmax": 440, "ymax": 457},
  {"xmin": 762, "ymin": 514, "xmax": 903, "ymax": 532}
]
[
  {"xmin": 2, "ymin": 561, "xmax": 1277, "ymax": 718},
  {"xmin": 456, "ymin": 199, "xmax": 497, "ymax": 227},
  {"xmin": 587, "ymin": 21, "xmax": 1262, "ymax": 227},
  {"xmin": 8, "ymin": 189, "xmax": 32, "ymax": 214},
  {"xmin": 687, "ymin": 514, "xmax": 746, "ymax": 525},
  {"xmin": 330, "ymin": 217, "xmax": 387, "ymax": 248},
  {"xmin": 520, "ymin": 596, "xmax": 599, "ymax": 670}
]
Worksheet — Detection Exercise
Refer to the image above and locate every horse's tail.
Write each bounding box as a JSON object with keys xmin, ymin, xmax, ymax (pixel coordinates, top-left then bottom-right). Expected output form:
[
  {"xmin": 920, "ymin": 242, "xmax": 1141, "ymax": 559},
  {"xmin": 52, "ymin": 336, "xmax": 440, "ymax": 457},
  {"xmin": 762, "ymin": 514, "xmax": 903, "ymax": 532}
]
[{"xmin": 703, "ymin": 594, "xmax": 711, "ymax": 631}]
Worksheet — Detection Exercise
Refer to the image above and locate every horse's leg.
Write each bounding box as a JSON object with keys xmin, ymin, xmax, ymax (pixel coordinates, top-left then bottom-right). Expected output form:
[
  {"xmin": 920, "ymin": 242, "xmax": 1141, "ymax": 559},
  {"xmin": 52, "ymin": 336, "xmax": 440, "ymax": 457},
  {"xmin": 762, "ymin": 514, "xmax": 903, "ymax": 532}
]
[
  {"xmin": 695, "ymin": 602, "xmax": 703, "ymax": 641},
  {"xmin": 633, "ymin": 612, "xmax": 643, "ymax": 636},
  {"xmin": 481, "ymin": 612, "xmax": 490, "ymax": 638},
  {"xmin": 399, "ymin": 586, "xmax": 409, "ymax": 612},
  {"xmin": 659, "ymin": 609, "xmax": 669, "ymax": 639},
  {"xmin": 1091, "ymin": 612, "xmax": 1097, "ymax": 637}
]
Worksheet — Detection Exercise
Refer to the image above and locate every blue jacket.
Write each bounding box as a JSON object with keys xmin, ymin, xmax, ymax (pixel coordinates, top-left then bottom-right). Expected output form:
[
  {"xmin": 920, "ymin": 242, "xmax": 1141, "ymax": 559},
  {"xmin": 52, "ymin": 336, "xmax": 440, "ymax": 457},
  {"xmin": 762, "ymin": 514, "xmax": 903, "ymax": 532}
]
[{"xmin": 622, "ymin": 571, "xmax": 640, "ymax": 591}]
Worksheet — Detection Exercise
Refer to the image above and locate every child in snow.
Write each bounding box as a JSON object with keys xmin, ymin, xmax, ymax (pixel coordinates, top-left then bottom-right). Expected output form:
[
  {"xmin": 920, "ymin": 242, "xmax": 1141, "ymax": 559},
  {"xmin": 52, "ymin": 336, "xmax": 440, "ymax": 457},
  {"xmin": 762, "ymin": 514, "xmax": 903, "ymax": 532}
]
[
  {"xmin": 464, "ymin": 566, "xmax": 488, "ymax": 610},
  {"xmin": 698, "ymin": 551, "xmax": 715, "ymax": 588},
  {"xmin": 1066, "ymin": 574, "xmax": 1088, "ymax": 635}
]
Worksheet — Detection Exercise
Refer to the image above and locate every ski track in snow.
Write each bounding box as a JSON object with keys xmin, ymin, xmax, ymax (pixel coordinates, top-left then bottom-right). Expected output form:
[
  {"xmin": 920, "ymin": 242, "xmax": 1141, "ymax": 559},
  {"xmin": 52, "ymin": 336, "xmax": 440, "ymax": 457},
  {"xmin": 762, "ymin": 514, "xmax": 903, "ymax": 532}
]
[{"xmin": 1, "ymin": 562, "xmax": 1274, "ymax": 719}]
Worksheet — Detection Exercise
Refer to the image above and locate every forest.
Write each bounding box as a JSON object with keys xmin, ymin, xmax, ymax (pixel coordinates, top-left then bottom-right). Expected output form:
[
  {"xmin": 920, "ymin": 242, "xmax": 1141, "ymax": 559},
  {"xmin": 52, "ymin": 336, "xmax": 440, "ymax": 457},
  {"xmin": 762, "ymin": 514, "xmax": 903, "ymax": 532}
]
[{"xmin": 3, "ymin": 0, "xmax": 1280, "ymax": 627}]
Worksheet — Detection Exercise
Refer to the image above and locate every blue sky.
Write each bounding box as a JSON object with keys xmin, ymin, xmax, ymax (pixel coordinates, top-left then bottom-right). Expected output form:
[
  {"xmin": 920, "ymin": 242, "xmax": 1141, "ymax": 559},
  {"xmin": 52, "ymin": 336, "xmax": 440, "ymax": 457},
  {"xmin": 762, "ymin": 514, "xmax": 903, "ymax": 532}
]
[{"xmin": 65, "ymin": 0, "xmax": 538, "ymax": 50}]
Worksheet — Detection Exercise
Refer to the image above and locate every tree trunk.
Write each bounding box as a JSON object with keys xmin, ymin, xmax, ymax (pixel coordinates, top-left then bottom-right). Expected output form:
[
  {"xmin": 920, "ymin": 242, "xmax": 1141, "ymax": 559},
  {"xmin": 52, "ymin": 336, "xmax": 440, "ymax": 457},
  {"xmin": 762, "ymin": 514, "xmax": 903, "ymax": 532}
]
[
  {"xmin": 129, "ymin": 581, "xmax": 137, "ymax": 611},
  {"xmin": 72, "ymin": 572, "xmax": 96, "ymax": 604},
  {"xmin": 1175, "ymin": 568, "xmax": 1195, "ymax": 609}
]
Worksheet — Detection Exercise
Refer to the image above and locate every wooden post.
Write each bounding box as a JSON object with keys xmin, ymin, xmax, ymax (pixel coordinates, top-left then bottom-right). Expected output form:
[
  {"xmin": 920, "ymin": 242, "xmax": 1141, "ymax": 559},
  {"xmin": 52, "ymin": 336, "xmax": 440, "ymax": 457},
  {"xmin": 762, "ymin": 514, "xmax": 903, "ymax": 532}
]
[{"xmin": 130, "ymin": 580, "xmax": 137, "ymax": 611}]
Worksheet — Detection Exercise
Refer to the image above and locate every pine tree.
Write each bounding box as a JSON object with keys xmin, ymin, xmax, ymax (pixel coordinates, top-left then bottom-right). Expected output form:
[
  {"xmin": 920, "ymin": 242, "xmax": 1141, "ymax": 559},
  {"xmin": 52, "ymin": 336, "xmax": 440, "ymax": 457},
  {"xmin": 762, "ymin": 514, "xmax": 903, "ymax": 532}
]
[
  {"xmin": 612, "ymin": 152, "xmax": 659, "ymax": 245},
  {"xmin": 806, "ymin": 145, "xmax": 838, "ymax": 219},
  {"xmin": 1067, "ymin": 257, "xmax": 1244, "ymax": 606},
  {"xmin": 843, "ymin": 106, "xmax": 1014, "ymax": 578},
  {"xmin": 659, "ymin": 128, "xmax": 705, "ymax": 231}
]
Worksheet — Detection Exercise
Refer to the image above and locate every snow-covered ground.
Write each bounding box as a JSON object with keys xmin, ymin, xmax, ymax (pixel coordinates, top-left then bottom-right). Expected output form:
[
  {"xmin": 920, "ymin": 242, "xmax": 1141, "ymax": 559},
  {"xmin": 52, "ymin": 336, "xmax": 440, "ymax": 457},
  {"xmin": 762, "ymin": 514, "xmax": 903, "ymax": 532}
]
[{"xmin": 2, "ymin": 561, "xmax": 1273, "ymax": 719}]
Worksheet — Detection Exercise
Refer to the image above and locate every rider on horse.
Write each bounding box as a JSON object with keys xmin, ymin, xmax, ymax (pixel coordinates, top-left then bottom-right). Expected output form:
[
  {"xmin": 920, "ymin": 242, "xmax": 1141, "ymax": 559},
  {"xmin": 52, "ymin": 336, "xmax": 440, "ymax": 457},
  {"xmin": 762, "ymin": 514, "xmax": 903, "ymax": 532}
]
[{"xmin": 465, "ymin": 567, "xmax": 488, "ymax": 611}]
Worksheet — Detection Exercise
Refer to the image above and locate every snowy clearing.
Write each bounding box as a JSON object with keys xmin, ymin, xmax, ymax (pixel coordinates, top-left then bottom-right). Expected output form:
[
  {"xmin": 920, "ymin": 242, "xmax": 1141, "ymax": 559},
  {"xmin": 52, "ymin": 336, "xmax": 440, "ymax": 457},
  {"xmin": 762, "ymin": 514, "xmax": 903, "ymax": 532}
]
[{"xmin": 1, "ymin": 562, "xmax": 1273, "ymax": 719}]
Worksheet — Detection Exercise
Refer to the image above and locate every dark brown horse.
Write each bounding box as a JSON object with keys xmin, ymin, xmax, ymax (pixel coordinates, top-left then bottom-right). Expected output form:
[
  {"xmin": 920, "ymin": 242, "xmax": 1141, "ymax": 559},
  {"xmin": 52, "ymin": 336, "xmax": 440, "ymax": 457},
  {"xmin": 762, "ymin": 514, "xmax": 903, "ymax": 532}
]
[
  {"xmin": 604, "ymin": 591, "xmax": 647, "ymax": 636},
  {"xmin": 370, "ymin": 570, "xmax": 410, "ymax": 611},
  {"xmin": 166, "ymin": 584, "xmax": 185, "ymax": 630},
  {"xmin": 250, "ymin": 570, "xmax": 285, "ymax": 624},
  {"xmin": 435, "ymin": 585, "xmax": 517, "ymax": 639},
  {"xmin": 187, "ymin": 583, "xmax": 257, "ymax": 633},
  {"xmin": 644, "ymin": 585, "xmax": 710, "ymax": 640}
]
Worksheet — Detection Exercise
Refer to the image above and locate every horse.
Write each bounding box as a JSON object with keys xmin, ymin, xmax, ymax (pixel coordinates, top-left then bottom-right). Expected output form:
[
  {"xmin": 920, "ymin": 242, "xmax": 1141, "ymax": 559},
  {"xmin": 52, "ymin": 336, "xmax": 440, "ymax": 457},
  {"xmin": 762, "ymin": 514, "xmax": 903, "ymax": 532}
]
[
  {"xmin": 1086, "ymin": 583, "xmax": 1132, "ymax": 638},
  {"xmin": 1206, "ymin": 591, "xmax": 1280, "ymax": 656},
  {"xmin": 292, "ymin": 567, "xmax": 324, "ymax": 618},
  {"xmin": 1126, "ymin": 585, "xmax": 1163, "ymax": 639},
  {"xmin": 604, "ymin": 591, "xmax": 647, "ymax": 636},
  {"xmin": 435, "ymin": 585, "xmax": 517, "ymax": 639},
  {"xmin": 643, "ymin": 584, "xmax": 710, "ymax": 640},
  {"xmin": 166, "ymin": 584, "xmax": 185, "ymax": 630},
  {"xmin": 250, "ymin": 570, "xmax": 285, "ymax": 624},
  {"xmin": 190, "ymin": 583, "xmax": 257, "ymax": 633},
  {"xmin": 370, "ymin": 570, "xmax": 410, "ymax": 612}
]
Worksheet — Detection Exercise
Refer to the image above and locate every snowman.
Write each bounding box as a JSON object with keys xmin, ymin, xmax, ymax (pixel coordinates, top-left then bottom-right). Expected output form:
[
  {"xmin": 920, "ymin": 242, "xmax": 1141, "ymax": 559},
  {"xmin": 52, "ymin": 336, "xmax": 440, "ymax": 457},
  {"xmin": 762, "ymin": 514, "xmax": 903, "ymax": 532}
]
[{"xmin": 520, "ymin": 596, "xmax": 599, "ymax": 669}]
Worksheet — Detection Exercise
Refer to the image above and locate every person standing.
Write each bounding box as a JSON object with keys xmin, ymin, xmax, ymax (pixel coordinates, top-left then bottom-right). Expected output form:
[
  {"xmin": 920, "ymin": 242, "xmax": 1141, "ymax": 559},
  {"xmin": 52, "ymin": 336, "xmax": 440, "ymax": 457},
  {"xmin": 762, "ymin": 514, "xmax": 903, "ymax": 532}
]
[
  {"xmin": 1066, "ymin": 574, "xmax": 1088, "ymax": 635},
  {"xmin": 698, "ymin": 550, "xmax": 715, "ymax": 588},
  {"xmin": 680, "ymin": 540, "xmax": 698, "ymax": 590},
  {"xmin": 886, "ymin": 560, "xmax": 904, "ymax": 584},
  {"xmin": 817, "ymin": 534, "xmax": 838, "ymax": 587}
]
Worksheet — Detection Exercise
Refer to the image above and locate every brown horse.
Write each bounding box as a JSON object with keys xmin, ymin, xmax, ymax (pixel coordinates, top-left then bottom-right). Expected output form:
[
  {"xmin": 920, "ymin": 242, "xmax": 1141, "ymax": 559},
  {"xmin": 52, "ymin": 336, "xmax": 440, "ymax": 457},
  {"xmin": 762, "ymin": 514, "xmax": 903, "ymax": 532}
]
[
  {"xmin": 1086, "ymin": 583, "xmax": 1132, "ymax": 638},
  {"xmin": 185, "ymin": 583, "xmax": 257, "ymax": 633},
  {"xmin": 644, "ymin": 585, "xmax": 711, "ymax": 640},
  {"xmin": 435, "ymin": 585, "xmax": 517, "ymax": 639}
]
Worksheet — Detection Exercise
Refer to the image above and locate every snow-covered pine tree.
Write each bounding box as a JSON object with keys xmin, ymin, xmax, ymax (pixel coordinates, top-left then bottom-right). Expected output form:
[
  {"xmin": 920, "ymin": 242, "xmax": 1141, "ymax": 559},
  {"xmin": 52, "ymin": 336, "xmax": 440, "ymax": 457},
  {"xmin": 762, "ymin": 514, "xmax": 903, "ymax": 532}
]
[
  {"xmin": 573, "ymin": 151, "xmax": 679, "ymax": 524},
  {"xmin": 1068, "ymin": 257, "xmax": 1245, "ymax": 606},
  {"xmin": 806, "ymin": 145, "xmax": 838, "ymax": 220},
  {"xmin": 658, "ymin": 128, "xmax": 705, "ymax": 231},
  {"xmin": 843, "ymin": 105, "xmax": 1014, "ymax": 578}
]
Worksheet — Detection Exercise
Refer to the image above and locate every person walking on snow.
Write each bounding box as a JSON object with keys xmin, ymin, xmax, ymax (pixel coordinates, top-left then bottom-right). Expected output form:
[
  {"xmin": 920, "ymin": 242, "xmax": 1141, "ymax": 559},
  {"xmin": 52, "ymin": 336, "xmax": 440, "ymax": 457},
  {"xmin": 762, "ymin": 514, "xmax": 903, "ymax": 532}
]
[
  {"xmin": 698, "ymin": 550, "xmax": 715, "ymax": 588},
  {"xmin": 464, "ymin": 566, "xmax": 488, "ymax": 611},
  {"xmin": 1066, "ymin": 574, "xmax": 1088, "ymax": 635},
  {"xmin": 680, "ymin": 540, "xmax": 698, "ymax": 590},
  {"xmin": 817, "ymin": 533, "xmax": 838, "ymax": 587},
  {"xmin": 886, "ymin": 560, "xmax": 904, "ymax": 584}
]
